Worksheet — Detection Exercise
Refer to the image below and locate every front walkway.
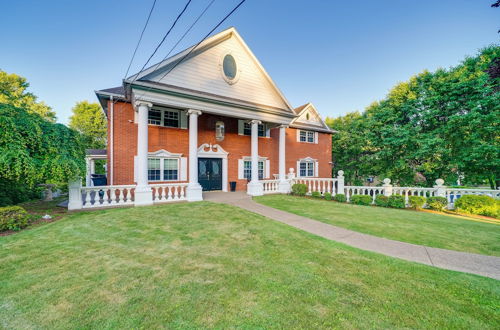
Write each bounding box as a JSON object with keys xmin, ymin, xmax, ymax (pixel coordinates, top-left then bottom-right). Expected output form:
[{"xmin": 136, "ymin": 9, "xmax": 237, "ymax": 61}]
[{"xmin": 204, "ymin": 191, "xmax": 500, "ymax": 280}]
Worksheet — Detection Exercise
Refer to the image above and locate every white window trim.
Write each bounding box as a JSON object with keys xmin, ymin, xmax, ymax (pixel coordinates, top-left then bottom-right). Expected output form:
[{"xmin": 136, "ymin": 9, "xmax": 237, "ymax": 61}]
[
  {"xmin": 135, "ymin": 106, "xmax": 188, "ymax": 129},
  {"xmin": 296, "ymin": 157, "xmax": 318, "ymax": 178},
  {"xmin": 238, "ymin": 156, "xmax": 270, "ymax": 180},
  {"xmin": 238, "ymin": 120, "xmax": 270, "ymax": 138},
  {"xmin": 297, "ymin": 130, "xmax": 318, "ymax": 144},
  {"xmin": 134, "ymin": 149, "xmax": 186, "ymax": 183}
]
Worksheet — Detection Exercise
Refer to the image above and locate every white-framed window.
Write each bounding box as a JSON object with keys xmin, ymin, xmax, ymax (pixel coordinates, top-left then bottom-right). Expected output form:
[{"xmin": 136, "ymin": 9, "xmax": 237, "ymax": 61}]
[
  {"xmin": 243, "ymin": 122, "xmax": 265, "ymax": 137},
  {"xmin": 299, "ymin": 130, "xmax": 315, "ymax": 143},
  {"xmin": 297, "ymin": 158, "xmax": 317, "ymax": 177},
  {"xmin": 147, "ymin": 157, "xmax": 179, "ymax": 181},
  {"xmin": 148, "ymin": 108, "xmax": 180, "ymax": 128},
  {"xmin": 243, "ymin": 160, "xmax": 264, "ymax": 180}
]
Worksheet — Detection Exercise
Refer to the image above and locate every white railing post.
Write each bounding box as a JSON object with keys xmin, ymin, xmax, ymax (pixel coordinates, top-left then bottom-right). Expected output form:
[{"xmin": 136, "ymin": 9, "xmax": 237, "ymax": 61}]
[
  {"xmin": 68, "ymin": 178, "xmax": 83, "ymax": 210},
  {"xmin": 434, "ymin": 179, "xmax": 446, "ymax": 198},
  {"xmin": 336, "ymin": 170, "xmax": 344, "ymax": 196},
  {"xmin": 382, "ymin": 178, "xmax": 393, "ymax": 197}
]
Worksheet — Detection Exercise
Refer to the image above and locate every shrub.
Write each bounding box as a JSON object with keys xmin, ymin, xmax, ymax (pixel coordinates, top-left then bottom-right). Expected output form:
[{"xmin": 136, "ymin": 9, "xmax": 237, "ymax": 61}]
[
  {"xmin": 350, "ymin": 194, "xmax": 372, "ymax": 206},
  {"xmin": 427, "ymin": 197, "xmax": 448, "ymax": 211},
  {"xmin": 291, "ymin": 184, "xmax": 307, "ymax": 196},
  {"xmin": 311, "ymin": 191, "xmax": 322, "ymax": 198},
  {"xmin": 324, "ymin": 192, "xmax": 332, "ymax": 201},
  {"xmin": 388, "ymin": 195, "xmax": 405, "ymax": 208},
  {"xmin": 374, "ymin": 195, "xmax": 389, "ymax": 207},
  {"xmin": 454, "ymin": 195, "xmax": 500, "ymax": 218},
  {"xmin": 334, "ymin": 194, "xmax": 346, "ymax": 203},
  {"xmin": 0, "ymin": 206, "xmax": 30, "ymax": 232},
  {"xmin": 408, "ymin": 196, "xmax": 426, "ymax": 210}
]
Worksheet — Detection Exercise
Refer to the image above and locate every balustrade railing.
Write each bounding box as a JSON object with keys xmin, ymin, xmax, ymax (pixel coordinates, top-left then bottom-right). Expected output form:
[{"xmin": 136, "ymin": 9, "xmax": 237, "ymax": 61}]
[
  {"xmin": 261, "ymin": 179, "xmax": 280, "ymax": 194},
  {"xmin": 150, "ymin": 183, "xmax": 188, "ymax": 202},
  {"xmin": 446, "ymin": 188, "xmax": 500, "ymax": 207},
  {"xmin": 292, "ymin": 178, "xmax": 338, "ymax": 195},
  {"xmin": 392, "ymin": 187, "xmax": 437, "ymax": 205},
  {"xmin": 344, "ymin": 186, "xmax": 385, "ymax": 204},
  {"xmin": 82, "ymin": 185, "xmax": 135, "ymax": 209}
]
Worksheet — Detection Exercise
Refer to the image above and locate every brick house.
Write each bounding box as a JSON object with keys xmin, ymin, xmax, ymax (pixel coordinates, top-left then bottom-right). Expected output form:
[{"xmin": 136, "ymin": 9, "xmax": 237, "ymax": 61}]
[{"xmin": 94, "ymin": 27, "xmax": 333, "ymax": 204}]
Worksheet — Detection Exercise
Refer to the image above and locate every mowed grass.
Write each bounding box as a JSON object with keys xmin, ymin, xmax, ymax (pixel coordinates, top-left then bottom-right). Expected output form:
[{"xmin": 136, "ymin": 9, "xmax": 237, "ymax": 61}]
[
  {"xmin": 0, "ymin": 202, "xmax": 499, "ymax": 329},
  {"xmin": 255, "ymin": 195, "xmax": 500, "ymax": 256}
]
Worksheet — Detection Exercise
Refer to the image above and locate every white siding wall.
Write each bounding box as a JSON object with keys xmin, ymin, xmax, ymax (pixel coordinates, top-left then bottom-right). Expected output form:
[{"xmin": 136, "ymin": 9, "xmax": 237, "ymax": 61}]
[{"xmin": 149, "ymin": 37, "xmax": 289, "ymax": 110}]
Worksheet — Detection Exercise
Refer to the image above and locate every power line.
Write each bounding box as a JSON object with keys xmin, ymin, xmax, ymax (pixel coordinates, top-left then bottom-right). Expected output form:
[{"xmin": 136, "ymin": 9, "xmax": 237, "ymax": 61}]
[
  {"xmin": 135, "ymin": 0, "xmax": 247, "ymax": 101},
  {"xmin": 131, "ymin": 0, "xmax": 193, "ymax": 81},
  {"xmin": 124, "ymin": 0, "xmax": 157, "ymax": 79}
]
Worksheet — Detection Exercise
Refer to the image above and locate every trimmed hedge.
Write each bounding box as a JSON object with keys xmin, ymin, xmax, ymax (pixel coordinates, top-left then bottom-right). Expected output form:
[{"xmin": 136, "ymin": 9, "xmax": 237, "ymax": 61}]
[
  {"xmin": 0, "ymin": 206, "xmax": 30, "ymax": 232},
  {"xmin": 311, "ymin": 191, "xmax": 321, "ymax": 198},
  {"xmin": 334, "ymin": 194, "xmax": 346, "ymax": 203},
  {"xmin": 374, "ymin": 195, "xmax": 389, "ymax": 207},
  {"xmin": 454, "ymin": 195, "xmax": 499, "ymax": 219},
  {"xmin": 324, "ymin": 192, "xmax": 332, "ymax": 201},
  {"xmin": 350, "ymin": 195, "xmax": 372, "ymax": 206},
  {"xmin": 291, "ymin": 184, "xmax": 307, "ymax": 196},
  {"xmin": 427, "ymin": 197, "xmax": 448, "ymax": 211},
  {"xmin": 388, "ymin": 195, "xmax": 405, "ymax": 208},
  {"xmin": 409, "ymin": 196, "xmax": 426, "ymax": 210}
]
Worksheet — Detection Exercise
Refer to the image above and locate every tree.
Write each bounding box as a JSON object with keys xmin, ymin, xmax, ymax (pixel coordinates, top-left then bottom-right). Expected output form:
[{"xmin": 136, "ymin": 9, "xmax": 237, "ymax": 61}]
[
  {"xmin": 328, "ymin": 46, "xmax": 500, "ymax": 188},
  {"xmin": 68, "ymin": 101, "xmax": 107, "ymax": 149},
  {"xmin": 0, "ymin": 103, "xmax": 85, "ymax": 191},
  {"xmin": 0, "ymin": 69, "xmax": 57, "ymax": 122}
]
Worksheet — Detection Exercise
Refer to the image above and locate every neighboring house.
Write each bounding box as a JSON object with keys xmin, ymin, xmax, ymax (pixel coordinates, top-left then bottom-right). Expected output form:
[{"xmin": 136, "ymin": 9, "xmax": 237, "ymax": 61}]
[{"xmin": 95, "ymin": 27, "xmax": 333, "ymax": 203}]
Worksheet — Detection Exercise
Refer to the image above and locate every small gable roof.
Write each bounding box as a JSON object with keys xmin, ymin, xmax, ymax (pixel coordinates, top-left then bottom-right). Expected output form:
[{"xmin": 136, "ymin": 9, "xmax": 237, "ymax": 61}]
[{"xmin": 291, "ymin": 103, "xmax": 335, "ymax": 133}]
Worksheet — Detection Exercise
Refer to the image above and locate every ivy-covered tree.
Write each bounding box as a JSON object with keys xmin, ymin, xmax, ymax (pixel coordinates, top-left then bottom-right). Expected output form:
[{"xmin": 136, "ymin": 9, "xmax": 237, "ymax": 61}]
[
  {"xmin": 0, "ymin": 104, "xmax": 86, "ymax": 194},
  {"xmin": 69, "ymin": 101, "xmax": 107, "ymax": 149},
  {"xmin": 0, "ymin": 70, "xmax": 57, "ymax": 122},
  {"xmin": 328, "ymin": 45, "xmax": 500, "ymax": 188}
]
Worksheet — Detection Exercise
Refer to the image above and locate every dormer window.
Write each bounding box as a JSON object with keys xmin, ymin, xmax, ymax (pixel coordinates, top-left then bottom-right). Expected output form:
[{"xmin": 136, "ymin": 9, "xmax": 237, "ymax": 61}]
[{"xmin": 215, "ymin": 121, "xmax": 225, "ymax": 141}]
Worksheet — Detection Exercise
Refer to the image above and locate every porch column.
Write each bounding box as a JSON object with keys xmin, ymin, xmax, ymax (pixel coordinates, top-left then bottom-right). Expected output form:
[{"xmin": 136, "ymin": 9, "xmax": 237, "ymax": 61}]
[
  {"xmin": 134, "ymin": 101, "xmax": 153, "ymax": 206},
  {"xmin": 85, "ymin": 157, "xmax": 91, "ymax": 187},
  {"xmin": 247, "ymin": 119, "xmax": 263, "ymax": 196},
  {"xmin": 186, "ymin": 109, "xmax": 203, "ymax": 201},
  {"xmin": 278, "ymin": 125, "xmax": 291, "ymax": 193}
]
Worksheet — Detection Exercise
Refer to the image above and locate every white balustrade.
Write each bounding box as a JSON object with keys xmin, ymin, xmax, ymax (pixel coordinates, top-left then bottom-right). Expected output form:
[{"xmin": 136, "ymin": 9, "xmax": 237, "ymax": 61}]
[
  {"xmin": 392, "ymin": 187, "xmax": 437, "ymax": 206},
  {"xmin": 446, "ymin": 188, "xmax": 500, "ymax": 207},
  {"xmin": 261, "ymin": 179, "xmax": 280, "ymax": 194},
  {"xmin": 150, "ymin": 183, "xmax": 188, "ymax": 203},
  {"xmin": 292, "ymin": 178, "xmax": 338, "ymax": 195},
  {"xmin": 81, "ymin": 185, "xmax": 135, "ymax": 209},
  {"xmin": 344, "ymin": 186, "xmax": 385, "ymax": 203}
]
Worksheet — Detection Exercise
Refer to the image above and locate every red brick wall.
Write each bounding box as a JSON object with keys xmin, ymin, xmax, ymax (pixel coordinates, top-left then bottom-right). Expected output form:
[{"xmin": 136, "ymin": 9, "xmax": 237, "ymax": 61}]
[{"xmin": 108, "ymin": 101, "xmax": 332, "ymax": 190}]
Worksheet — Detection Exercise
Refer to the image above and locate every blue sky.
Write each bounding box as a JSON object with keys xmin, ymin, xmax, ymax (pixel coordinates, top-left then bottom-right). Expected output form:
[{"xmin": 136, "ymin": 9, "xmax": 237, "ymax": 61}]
[{"xmin": 1, "ymin": 0, "xmax": 498, "ymax": 123}]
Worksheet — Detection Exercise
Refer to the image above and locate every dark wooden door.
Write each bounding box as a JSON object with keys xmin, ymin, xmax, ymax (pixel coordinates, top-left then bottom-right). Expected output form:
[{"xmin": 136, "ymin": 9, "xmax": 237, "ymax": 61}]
[{"xmin": 198, "ymin": 158, "xmax": 222, "ymax": 191}]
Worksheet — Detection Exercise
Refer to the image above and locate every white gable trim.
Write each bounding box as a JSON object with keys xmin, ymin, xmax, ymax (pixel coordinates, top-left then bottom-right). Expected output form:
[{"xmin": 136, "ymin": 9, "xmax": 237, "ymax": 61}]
[{"xmin": 291, "ymin": 103, "xmax": 332, "ymax": 132}]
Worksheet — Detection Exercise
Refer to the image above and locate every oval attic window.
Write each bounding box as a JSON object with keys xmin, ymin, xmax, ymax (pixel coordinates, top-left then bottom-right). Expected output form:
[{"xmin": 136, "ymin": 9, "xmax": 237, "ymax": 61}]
[{"xmin": 223, "ymin": 54, "xmax": 237, "ymax": 82}]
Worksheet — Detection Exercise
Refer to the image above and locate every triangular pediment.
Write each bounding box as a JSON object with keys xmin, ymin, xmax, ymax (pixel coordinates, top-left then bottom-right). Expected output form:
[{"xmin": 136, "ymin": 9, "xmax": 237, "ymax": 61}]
[
  {"xmin": 129, "ymin": 28, "xmax": 293, "ymax": 113},
  {"xmin": 291, "ymin": 103, "xmax": 331, "ymax": 132}
]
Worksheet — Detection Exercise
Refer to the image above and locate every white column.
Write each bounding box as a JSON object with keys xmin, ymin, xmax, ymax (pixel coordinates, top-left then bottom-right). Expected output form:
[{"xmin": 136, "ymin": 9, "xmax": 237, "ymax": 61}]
[
  {"xmin": 186, "ymin": 109, "xmax": 203, "ymax": 201},
  {"xmin": 90, "ymin": 159, "xmax": 95, "ymax": 186},
  {"xmin": 134, "ymin": 101, "xmax": 153, "ymax": 206},
  {"xmin": 278, "ymin": 125, "xmax": 291, "ymax": 193},
  {"xmin": 85, "ymin": 157, "xmax": 91, "ymax": 187},
  {"xmin": 247, "ymin": 120, "xmax": 263, "ymax": 196}
]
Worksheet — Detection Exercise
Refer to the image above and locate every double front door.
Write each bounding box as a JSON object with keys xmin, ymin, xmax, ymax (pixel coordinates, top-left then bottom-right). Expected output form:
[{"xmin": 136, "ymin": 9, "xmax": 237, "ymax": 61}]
[{"xmin": 198, "ymin": 158, "xmax": 222, "ymax": 191}]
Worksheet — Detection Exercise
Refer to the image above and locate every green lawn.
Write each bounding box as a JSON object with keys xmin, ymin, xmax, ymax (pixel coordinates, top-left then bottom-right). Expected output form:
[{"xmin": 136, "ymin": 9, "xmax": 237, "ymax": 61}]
[
  {"xmin": 1, "ymin": 202, "xmax": 499, "ymax": 328},
  {"xmin": 255, "ymin": 195, "xmax": 500, "ymax": 256}
]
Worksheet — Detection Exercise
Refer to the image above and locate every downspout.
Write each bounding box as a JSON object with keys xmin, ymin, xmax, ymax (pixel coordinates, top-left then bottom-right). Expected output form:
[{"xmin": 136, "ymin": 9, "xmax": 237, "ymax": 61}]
[{"xmin": 109, "ymin": 96, "xmax": 114, "ymax": 185}]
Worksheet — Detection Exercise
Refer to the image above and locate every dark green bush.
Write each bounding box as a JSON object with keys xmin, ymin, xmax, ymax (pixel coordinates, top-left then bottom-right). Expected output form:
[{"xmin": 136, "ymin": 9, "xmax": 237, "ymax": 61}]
[
  {"xmin": 427, "ymin": 197, "xmax": 448, "ymax": 211},
  {"xmin": 350, "ymin": 194, "xmax": 372, "ymax": 206},
  {"xmin": 374, "ymin": 195, "xmax": 389, "ymax": 207},
  {"xmin": 0, "ymin": 178, "xmax": 42, "ymax": 207},
  {"xmin": 334, "ymin": 194, "xmax": 346, "ymax": 203},
  {"xmin": 0, "ymin": 206, "xmax": 30, "ymax": 232},
  {"xmin": 311, "ymin": 191, "xmax": 321, "ymax": 198},
  {"xmin": 408, "ymin": 196, "xmax": 426, "ymax": 210},
  {"xmin": 388, "ymin": 195, "xmax": 405, "ymax": 208},
  {"xmin": 454, "ymin": 195, "xmax": 499, "ymax": 218},
  {"xmin": 291, "ymin": 183, "xmax": 307, "ymax": 196},
  {"xmin": 324, "ymin": 192, "xmax": 332, "ymax": 201}
]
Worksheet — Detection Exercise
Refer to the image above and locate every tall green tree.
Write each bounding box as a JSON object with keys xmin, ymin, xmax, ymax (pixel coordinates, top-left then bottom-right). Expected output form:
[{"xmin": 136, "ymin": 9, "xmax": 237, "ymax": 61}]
[
  {"xmin": 68, "ymin": 101, "xmax": 107, "ymax": 149},
  {"xmin": 0, "ymin": 70, "xmax": 56, "ymax": 122},
  {"xmin": 328, "ymin": 45, "xmax": 500, "ymax": 188}
]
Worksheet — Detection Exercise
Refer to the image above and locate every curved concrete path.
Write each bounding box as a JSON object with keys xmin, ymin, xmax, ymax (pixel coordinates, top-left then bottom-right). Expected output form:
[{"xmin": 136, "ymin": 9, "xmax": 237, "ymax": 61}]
[{"xmin": 204, "ymin": 192, "xmax": 500, "ymax": 280}]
